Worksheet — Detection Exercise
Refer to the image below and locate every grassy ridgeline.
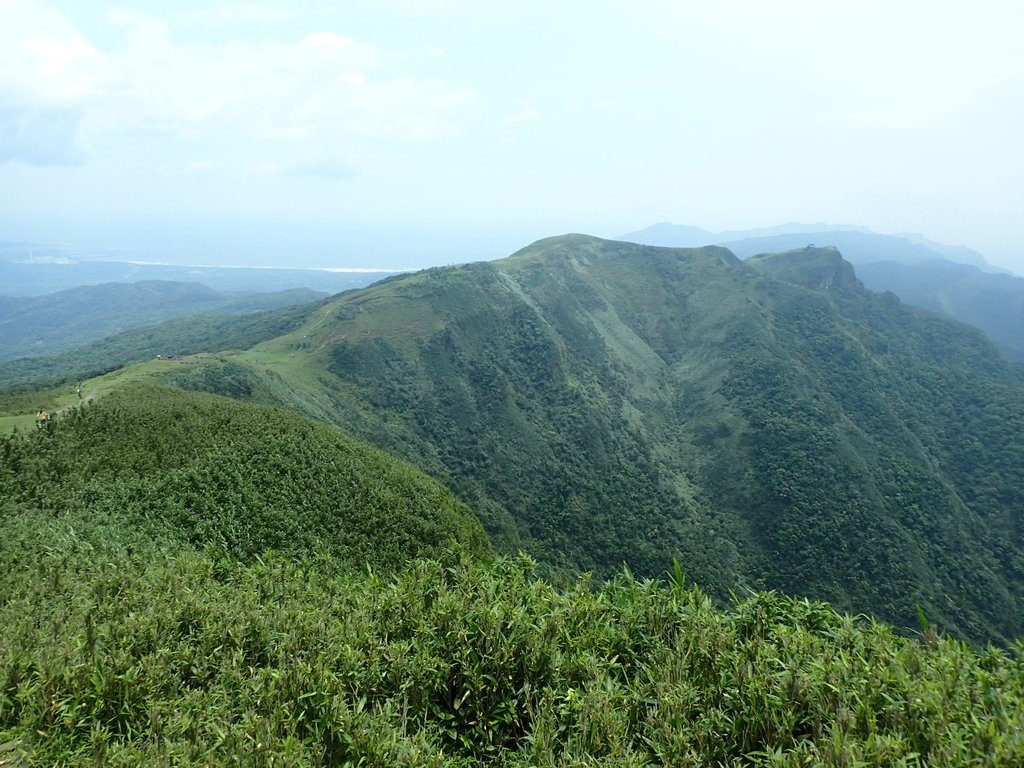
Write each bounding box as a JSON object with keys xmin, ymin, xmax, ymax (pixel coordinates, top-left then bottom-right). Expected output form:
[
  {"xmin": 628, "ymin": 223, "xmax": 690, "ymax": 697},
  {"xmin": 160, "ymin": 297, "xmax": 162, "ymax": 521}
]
[
  {"xmin": 0, "ymin": 383, "xmax": 490, "ymax": 567},
  {"xmin": 0, "ymin": 546, "xmax": 1022, "ymax": 766}
]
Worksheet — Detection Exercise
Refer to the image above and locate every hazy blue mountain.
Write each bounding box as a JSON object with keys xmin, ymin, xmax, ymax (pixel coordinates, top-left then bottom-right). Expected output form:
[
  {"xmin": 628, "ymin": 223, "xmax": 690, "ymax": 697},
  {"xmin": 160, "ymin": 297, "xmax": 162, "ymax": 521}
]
[
  {"xmin": 619, "ymin": 223, "xmax": 1003, "ymax": 273},
  {"xmin": 0, "ymin": 296, "xmax": 329, "ymax": 389},
  {"xmin": 617, "ymin": 222, "xmax": 718, "ymax": 246},
  {"xmin": 718, "ymin": 231, "xmax": 999, "ymax": 270},
  {"xmin": 857, "ymin": 259, "xmax": 1024, "ymax": 361},
  {"xmin": 0, "ymin": 241, "xmax": 400, "ymax": 296},
  {"xmin": 892, "ymin": 233, "xmax": 1010, "ymax": 273}
]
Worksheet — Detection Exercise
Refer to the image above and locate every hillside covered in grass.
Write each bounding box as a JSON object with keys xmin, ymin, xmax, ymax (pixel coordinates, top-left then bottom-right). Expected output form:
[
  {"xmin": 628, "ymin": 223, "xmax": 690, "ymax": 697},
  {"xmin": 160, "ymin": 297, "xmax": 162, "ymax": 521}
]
[
  {"xmin": 0, "ymin": 384, "xmax": 490, "ymax": 567},
  {"xmin": 2, "ymin": 242, "xmax": 1024, "ymax": 765}
]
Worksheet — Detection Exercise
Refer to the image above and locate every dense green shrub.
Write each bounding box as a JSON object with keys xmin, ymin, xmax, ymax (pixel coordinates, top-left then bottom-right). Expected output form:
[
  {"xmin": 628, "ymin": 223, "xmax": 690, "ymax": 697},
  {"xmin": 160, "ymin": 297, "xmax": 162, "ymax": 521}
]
[
  {"xmin": 0, "ymin": 540, "xmax": 1021, "ymax": 766},
  {"xmin": 0, "ymin": 384, "xmax": 490, "ymax": 567}
]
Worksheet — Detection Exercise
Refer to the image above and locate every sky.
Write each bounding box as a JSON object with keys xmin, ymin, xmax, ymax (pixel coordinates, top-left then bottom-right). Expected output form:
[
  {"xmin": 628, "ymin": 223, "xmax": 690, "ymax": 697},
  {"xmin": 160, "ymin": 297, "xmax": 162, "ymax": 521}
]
[{"xmin": 1, "ymin": 0, "xmax": 1022, "ymax": 272}]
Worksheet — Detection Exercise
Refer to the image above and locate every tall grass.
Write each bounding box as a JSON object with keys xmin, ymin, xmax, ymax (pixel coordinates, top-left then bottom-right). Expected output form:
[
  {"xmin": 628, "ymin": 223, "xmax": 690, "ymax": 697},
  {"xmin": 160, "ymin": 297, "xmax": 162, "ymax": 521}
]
[{"xmin": 1, "ymin": 539, "xmax": 1021, "ymax": 766}]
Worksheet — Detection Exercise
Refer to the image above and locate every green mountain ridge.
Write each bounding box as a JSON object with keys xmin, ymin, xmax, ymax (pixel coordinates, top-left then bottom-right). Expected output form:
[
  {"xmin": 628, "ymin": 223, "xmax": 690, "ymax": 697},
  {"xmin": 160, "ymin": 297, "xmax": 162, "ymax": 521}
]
[
  {"xmin": 144, "ymin": 234, "xmax": 1024, "ymax": 644},
  {"xmin": 620, "ymin": 222, "xmax": 1004, "ymax": 273},
  {"xmin": 0, "ymin": 279, "xmax": 326, "ymax": 361},
  {"xmin": 621, "ymin": 223, "xmax": 1024, "ymax": 361}
]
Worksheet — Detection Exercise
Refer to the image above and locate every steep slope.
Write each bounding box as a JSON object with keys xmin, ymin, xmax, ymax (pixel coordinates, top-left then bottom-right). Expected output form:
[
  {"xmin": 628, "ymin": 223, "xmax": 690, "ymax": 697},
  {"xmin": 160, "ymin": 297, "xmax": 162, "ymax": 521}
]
[
  {"xmin": 0, "ymin": 384, "xmax": 490, "ymax": 568},
  {"xmin": 115, "ymin": 236, "xmax": 1024, "ymax": 642},
  {"xmin": 856, "ymin": 259, "xmax": 1024, "ymax": 361},
  {"xmin": 623, "ymin": 226, "xmax": 1024, "ymax": 359}
]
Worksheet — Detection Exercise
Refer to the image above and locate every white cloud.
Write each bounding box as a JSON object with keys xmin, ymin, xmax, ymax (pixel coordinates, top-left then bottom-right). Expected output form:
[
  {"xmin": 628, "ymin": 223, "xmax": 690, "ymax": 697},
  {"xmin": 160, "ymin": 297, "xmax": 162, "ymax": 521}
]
[
  {"xmin": 250, "ymin": 160, "xmax": 286, "ymax": 175},
  {"xmin": 182, "ymin": 3, "xmax": 298, "ymax": 27},
  {"xmin": 0, "ymin": 1, "xmax": 480, "ymax": 168},
  {"xmin": 0, "ymin": 101, "xmax": 87, "ymax": 165},
  {"xmin": 248, "ymin": 154, "xmax": 358, "ymax": 179},
  {"xmin": 184, "ymin": 160, "xmax": 213, "ymax": 174},
  {"xmin": 0, "ymin": 0, "xmax": 102, "ymax": 104},
  {"xmin": 0, "ymin": 0, "xmax": 103, "ymax": 163},
  {"xmin": 500, "ymin": 105, "xmax": 542, "ymax": 127}
]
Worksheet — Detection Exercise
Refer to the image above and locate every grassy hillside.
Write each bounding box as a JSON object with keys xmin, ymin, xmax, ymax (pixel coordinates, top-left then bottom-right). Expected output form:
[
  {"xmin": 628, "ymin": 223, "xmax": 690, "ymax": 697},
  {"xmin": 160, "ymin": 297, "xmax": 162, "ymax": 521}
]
[
  {"xmin": 164, "ymin": 235, "xmax": 1024, "ymax": 644},
  {"xmin": 0, "ymin": 383, "xmax": 490, "ymax": 567},
  {"xmin": 2, "ymin": 239, "xmax": 1023, "ymax": 764}
]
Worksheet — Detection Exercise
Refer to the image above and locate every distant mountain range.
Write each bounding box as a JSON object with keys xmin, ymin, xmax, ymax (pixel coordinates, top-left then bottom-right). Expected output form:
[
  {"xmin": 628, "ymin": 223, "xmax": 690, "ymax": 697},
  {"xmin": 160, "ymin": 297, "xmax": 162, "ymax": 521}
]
[
  {"xmin": 856, "ymin": 260, "xmax": 1024, "ymax": 362},
  {"xmin": 618, "ymin": 222, "xmax": 1006, "ymax": 272},
  {"xmin": 0, "ymin": 280, "xmax": 326, "ymax": 361},
  {"xmin": 0, "ymin": 240, "xmax": 401, "ymax": 296},
  {"xmin": 620, "ymin": 223, "xmax": 1024, "ymax": 361},
  {"xmin": 0, "ymin": 295, "xmax": 330, "ymax": 389}
]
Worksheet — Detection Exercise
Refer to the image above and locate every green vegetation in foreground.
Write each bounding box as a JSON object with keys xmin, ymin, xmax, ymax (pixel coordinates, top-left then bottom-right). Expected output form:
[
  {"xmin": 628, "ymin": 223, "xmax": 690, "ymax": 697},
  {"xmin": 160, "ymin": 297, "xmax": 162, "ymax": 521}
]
[
  {"xmin": 0, "ymin": 383, "xmax": 489, "ymax": 565},
  {"xmin": 1, "ymin": 535, "xmax": 1023, "ymax": 766}
]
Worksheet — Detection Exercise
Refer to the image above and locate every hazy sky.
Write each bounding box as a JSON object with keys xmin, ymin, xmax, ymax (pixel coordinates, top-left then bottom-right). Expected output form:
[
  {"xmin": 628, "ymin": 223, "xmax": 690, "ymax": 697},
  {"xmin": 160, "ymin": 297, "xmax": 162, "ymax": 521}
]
[{"xmin": 2, "ymin": 0, "xmax": 1022, "ymax": 271}]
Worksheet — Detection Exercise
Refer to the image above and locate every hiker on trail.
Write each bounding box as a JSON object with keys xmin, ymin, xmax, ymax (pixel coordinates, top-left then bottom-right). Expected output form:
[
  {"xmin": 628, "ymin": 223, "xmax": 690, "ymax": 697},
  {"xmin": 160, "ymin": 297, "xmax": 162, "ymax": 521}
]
[
  {"xmin": 76, "ymin": 383, "xmax": 83, "ymax": 399},
  {"xmin": 35, "ymin": 410, "xmax": 50, "ymax": 429}
]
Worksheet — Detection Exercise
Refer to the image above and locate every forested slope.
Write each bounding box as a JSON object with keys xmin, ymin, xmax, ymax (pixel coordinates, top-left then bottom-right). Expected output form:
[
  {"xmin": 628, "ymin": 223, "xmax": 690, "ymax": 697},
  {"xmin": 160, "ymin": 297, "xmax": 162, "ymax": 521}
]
[
  {"xmin": 856, "ymin": 259, "xmax": 1024, "ymax": 361},
  {"xmin": 3, "ymin": 242, "xmax": 1024, "ymax": 764}
]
